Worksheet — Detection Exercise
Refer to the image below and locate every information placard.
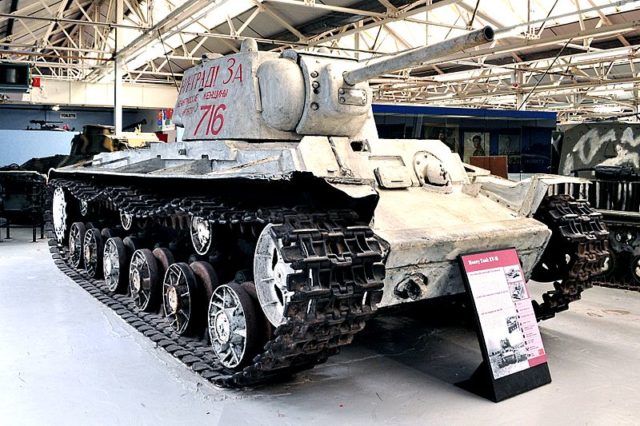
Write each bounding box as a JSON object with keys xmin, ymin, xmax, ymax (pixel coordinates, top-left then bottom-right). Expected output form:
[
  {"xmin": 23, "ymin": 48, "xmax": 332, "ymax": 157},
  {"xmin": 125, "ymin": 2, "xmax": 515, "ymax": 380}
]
[{"xmin": 457, "ymin": 248, "xmax": 551, "ymax": 402}]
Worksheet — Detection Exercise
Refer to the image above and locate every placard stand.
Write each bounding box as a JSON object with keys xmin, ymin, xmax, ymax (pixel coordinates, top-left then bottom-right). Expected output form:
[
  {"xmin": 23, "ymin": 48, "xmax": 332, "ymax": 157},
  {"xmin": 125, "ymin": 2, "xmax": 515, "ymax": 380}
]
[{"xmin": 456, "ymin": 248, "xmax": 551, "ymax": 402}]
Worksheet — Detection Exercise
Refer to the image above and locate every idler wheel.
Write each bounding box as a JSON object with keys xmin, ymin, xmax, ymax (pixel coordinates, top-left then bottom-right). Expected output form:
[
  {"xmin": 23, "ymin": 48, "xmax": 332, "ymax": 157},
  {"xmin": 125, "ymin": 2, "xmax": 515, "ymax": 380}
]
[
  {"xmin": 83, "ymin": 228, "xmax": 104, "ymax": 278},
  {"xmin": 103, "ymin": 237, "xmax": 128, "ymax": 293},
  {"xmin": 52, "ymin": 187, "xmax": 69, "ymax": 243},
  {"xmin": 208, "ymin": 282, "xmax": 262, "ymax": 369},
  {"xmin": 163, "ymin": 263, "xmax": 201, "ymax": 336},
  {"xmin": 190, "ymin": 216, "xmax": 213, "ymax": 255},
  {"xmin": 129, "ymin": 249, "xmax": 162, "ymax": 311},
  {"xmin": 68, "ymin": 222, "xmax": 88, "ymax": 269},
  {"xmin": 253, "ymin": 224, "xmax": 298, "ymax": 326}
]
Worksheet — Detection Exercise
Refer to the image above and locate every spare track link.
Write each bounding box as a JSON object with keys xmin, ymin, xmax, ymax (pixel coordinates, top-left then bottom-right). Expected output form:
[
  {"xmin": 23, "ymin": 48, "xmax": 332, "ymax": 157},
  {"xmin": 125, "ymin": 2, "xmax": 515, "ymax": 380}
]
[
  {"xmin": 533, "ymin": 195, "xmax": 610, "ymax": 321},
  {"xmin": 47, "ymin": 178, "xmax": 385, "ymax": 387}
]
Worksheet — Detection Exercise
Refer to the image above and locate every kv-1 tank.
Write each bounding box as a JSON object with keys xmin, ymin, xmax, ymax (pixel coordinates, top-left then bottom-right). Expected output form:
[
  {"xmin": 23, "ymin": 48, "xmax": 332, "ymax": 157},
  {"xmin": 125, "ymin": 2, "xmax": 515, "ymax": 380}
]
[{"xmin": 47, "ymin": 26, "xmax": 609, "ymax": 386}]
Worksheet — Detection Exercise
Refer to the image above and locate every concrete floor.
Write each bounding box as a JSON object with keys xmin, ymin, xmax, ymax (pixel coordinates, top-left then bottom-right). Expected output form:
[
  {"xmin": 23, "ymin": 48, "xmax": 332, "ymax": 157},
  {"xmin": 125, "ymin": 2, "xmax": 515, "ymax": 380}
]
[{"xmin": 1, "ymin": 228, "xmax": 639, "ymax": 426}]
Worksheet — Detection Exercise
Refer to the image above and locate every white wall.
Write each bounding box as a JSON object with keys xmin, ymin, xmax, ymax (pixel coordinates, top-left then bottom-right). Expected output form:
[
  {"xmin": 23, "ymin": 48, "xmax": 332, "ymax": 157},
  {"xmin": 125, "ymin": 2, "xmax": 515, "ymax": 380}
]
[{"xmin": 4, "ymin": 79, "xmax": 178, "ymax": 109}]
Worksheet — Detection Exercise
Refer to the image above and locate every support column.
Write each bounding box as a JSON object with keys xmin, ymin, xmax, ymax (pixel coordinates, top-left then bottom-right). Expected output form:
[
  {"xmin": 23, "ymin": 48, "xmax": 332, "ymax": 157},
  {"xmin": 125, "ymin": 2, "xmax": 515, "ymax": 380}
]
[
  {"xmin": 114, "ymin": 0, "xmax": 124, "ymax": 134},
  {"xmin": 354, "ymin": 22, "xmax": 361, "ymax": 60},
  {"xmin": 514, "ymin": 66, "xmax": 526, "ymax": 111},
  {"xmin": 633, "ymin": 84, "xmax": 639, "ymax": 122}
]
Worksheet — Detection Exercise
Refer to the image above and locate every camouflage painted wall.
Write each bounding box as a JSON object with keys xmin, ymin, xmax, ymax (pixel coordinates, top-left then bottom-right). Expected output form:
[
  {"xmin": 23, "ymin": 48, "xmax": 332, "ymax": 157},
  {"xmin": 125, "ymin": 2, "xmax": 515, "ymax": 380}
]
[{"xmin": 558, "ymin": 122, "xmax": 640, "ymax": 177}]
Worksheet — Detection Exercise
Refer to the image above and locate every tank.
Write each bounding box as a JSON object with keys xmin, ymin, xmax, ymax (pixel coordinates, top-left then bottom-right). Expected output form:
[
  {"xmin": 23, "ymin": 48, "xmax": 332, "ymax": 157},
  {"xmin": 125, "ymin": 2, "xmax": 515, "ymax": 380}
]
[
  {"xmin": 553, "ymin": 122, "xmax": 639, "ymax": 288},
  {"xmin": 0, "ymin": 167, "xmax": 46, "ymax": 225},
  {"xmin": 46, "ymin": 27, "xmax": 609, "ymax": 386},
  {"xmin": 0, "ymin": 123, "xmax": 159, "ymax": 224},
  {"xmin": 68, "ymin": 123, "xmax": 160, "ymax": 156}
]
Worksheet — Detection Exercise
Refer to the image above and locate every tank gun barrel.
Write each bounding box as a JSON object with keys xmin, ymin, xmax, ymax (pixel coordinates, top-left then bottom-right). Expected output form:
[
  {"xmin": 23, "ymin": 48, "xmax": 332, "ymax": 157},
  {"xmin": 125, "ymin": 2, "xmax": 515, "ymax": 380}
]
[{"xmin": 343, "ymin": 26, "xmax": 494, "ymax": 86}]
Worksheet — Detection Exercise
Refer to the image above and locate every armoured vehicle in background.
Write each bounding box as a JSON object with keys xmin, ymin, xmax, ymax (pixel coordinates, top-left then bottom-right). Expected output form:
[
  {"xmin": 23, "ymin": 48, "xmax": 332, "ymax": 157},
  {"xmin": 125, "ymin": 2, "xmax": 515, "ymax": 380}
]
[
  {"xmin": 68, "ymin": 123, "xmax": 158, "ymax": 157},
  {"xmin": 47, "ymin": 27, "xmax": 608, "ymax": 387},
  {"xmin": 0, "ymin": 168, "xmax": 46, "ymax": 225},
  {"xmin": 553, "ymin": 122, "xmax": 639, "ymax": 288},
  {"xmin": 0, "ymin": 123, "xmax": 158, "ymax": 224}
]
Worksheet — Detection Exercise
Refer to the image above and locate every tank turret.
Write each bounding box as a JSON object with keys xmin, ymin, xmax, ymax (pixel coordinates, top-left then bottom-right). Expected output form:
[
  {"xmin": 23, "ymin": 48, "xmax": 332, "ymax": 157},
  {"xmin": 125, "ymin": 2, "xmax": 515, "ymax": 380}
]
[{"xmin": 174, "ymin": 27, "xmax": 494, "ymax": 141}]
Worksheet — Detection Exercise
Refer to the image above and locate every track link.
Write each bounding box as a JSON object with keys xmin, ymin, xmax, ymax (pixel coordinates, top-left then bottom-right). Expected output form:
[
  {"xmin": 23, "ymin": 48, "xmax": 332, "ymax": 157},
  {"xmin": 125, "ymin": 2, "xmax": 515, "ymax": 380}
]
[
  {"xmin": 47, "ymin": 178, "xmax": 384, "ymax": 387},
  {"xmin": 533, "ymin": 195, "xmax": 610, "ymax": 320}
]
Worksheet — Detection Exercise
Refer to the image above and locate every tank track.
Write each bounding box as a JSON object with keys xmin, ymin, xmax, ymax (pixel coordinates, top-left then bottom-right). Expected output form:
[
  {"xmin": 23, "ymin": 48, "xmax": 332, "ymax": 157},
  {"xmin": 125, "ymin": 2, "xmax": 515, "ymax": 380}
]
[
  {"xmin": 592, "ymin": 223, "xmax": 640, "ymax": 291},
  {"xmin": 595, "ymin": 279, "xmax": 640, "ymax": 291},
  {"xmin": 47, "ymin": 177, "xmax": 384, "ymax": 387},
  {"xmin": 533, "ymin": 195, "xmax": 610, "ymax": 320},
  {"xmin": 578, "ymin": 179, "xmax": 640, "ymax": 292},
  {"xmin": 594, "ymin": 255, "xmax": 640, "ymax": 291}
]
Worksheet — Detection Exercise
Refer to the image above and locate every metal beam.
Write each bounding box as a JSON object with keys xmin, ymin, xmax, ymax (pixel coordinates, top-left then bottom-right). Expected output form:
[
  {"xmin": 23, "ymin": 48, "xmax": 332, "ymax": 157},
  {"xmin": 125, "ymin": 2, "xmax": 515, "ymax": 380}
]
[
  {"xmin": 306, "ymin": 0, "xmax": 464, "ymax": 45},
  {"xmin": 253, "ymin": 1, "xmax": 306, "ymax": 41},
  {"xmin": 413, "ymin": 20, "xmax": 640, "ymax": 68},
  {"xmin": 3, "ymin": 0, "xmax": 20, "ymax": 45},
  {"xmin": 0, "ymin": 11, "xmax": 144, "ymax": 30},
  {"xmin": 263, "ymin": 0, "xmax": 387, "ymax": 19},
  {"xmin": 84, "ymin": 0, "xmax": 213, "ymax": 82},
  {"xmin": 114, "ymin": 0, "xmax": 124, "ymax": 134},
  {"xmin": 4, "ymin": 77, "xmax": 177, "ymax": 107}
]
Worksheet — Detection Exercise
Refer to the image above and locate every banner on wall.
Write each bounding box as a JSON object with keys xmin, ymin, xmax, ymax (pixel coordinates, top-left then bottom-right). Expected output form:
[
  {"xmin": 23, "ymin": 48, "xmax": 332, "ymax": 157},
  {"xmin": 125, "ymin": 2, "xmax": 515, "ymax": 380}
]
[{"xmin": 157, "ymin": 109, "xmax": 174, "ymax": 130}]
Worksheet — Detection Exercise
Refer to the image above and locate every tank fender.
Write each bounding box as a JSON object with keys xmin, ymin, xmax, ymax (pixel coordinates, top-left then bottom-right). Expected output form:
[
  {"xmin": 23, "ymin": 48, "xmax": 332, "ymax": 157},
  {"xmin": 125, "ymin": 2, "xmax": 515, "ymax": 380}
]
[
  {"xmin": 326, "ymin": 181, "xmax": 378, "ymax": 202},
  {"xmin": 477, "ymin": 174, "xmax": 591, "ymax": 217}
]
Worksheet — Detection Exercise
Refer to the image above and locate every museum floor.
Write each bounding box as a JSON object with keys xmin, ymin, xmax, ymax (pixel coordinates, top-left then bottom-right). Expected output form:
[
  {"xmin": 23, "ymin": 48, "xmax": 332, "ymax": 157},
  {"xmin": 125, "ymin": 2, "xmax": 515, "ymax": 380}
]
[{"xmin": 1, "ymin": 228, "xmax": 638, "ymax": 425}]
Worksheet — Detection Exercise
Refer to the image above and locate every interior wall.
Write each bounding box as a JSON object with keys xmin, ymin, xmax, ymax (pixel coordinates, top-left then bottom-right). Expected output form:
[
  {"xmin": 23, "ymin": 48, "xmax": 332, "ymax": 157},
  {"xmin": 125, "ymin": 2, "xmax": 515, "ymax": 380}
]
[
  {"xmin": 0, "ymin": 105, "xmax": 143, "ymax": 131},
  {"xmin": 0, "ymin": 106, "xmax": 167, "ymax": 167},
  {"xmin": 0, "ymin": 130, "xmax": 73, "ymax": 167},
  {"xmin": 373, "ymin": 112, "xmax": 556, "ymax": 178}
]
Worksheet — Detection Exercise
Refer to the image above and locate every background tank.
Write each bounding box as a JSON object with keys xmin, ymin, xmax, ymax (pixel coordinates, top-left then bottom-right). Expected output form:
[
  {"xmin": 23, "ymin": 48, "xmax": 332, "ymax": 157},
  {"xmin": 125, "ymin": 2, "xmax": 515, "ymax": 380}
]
[
  {"xmin": 69, "ymin": 122, "xmax": 159, "ymax": 156},
  {"xmin": 46, "ymin": 28, "xmax": 608, "ymax": 386},
  {"xmin": 0, "ymin": 167, "xmax": 46, "ymax": 226},
  {"xmin": 0, "ymin": 122, "xmax": 159, "ymax": 224},
  {"xmin": 553, "ymin": 122, "xmax": 639, "ymax": 288}
]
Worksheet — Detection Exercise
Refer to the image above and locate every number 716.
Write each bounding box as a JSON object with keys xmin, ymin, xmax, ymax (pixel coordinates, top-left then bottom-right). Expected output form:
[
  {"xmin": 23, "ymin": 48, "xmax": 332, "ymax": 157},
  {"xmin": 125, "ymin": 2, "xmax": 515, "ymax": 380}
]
[{"xmin": 193, "ymin": 104, "xmax": 226, "ymax": 136}]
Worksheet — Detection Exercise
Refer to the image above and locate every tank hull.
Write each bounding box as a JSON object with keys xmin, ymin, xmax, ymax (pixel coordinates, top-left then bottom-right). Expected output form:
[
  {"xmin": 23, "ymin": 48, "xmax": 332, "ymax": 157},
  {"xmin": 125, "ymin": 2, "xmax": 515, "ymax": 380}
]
[{"xmin": 50, "ymin": 137, "xmax": 551, "ymax": 309}]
